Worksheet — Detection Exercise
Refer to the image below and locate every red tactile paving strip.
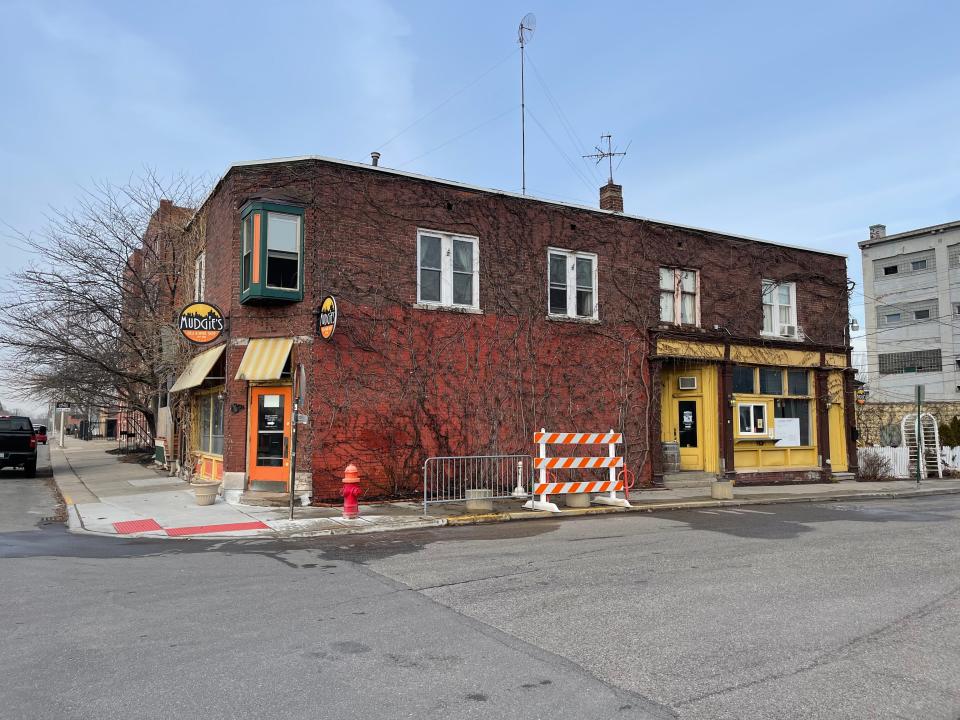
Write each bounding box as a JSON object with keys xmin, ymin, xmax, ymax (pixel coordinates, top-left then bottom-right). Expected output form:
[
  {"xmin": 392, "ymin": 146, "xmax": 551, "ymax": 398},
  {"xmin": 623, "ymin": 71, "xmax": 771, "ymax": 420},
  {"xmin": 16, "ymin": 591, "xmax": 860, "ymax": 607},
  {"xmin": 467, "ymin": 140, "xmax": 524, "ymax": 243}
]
[
  {"xmin": 165, "ymin": 521, "xmax": 270, "ymax": 537},
  {"xmin": 113, "ymin": 519, "xmax": 163, "ymax": 534}
]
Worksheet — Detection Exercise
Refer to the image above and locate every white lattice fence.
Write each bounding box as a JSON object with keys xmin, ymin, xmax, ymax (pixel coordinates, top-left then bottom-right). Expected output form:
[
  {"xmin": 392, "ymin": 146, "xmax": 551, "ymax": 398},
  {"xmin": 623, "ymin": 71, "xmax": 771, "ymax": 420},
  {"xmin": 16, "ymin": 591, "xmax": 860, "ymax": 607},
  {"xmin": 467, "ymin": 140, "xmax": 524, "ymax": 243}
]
[{"xmin": 858, "ymin": 445, "xmax": 960, "ymax": 478}]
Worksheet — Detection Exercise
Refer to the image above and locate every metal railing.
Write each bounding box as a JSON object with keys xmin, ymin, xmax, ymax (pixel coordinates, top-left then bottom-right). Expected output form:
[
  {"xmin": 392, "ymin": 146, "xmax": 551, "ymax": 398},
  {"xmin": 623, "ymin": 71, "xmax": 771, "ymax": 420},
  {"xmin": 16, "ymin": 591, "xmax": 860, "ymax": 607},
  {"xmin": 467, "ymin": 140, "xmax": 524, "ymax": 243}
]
[{"xmin": 423, "ymin": 455, "xmax": 533, "ymax": 514}]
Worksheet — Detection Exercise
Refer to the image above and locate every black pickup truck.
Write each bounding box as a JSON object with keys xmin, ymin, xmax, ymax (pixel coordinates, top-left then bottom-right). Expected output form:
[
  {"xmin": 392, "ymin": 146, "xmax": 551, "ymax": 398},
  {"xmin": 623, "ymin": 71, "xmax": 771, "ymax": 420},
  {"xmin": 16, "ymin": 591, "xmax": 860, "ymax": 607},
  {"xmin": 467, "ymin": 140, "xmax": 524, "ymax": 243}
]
[{"xmin": 0, "ymin": 416, "xmax": 38, "ymax": 477}]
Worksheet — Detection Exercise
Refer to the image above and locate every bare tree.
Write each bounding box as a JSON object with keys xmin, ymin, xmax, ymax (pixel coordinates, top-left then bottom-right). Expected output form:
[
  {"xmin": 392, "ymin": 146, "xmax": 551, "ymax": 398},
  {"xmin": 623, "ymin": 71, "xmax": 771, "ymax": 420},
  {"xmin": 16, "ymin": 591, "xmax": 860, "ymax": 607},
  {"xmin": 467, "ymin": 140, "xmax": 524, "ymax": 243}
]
[{"xmin": 0, "ymin": 170, "xmax": 207, "ymax": 437}]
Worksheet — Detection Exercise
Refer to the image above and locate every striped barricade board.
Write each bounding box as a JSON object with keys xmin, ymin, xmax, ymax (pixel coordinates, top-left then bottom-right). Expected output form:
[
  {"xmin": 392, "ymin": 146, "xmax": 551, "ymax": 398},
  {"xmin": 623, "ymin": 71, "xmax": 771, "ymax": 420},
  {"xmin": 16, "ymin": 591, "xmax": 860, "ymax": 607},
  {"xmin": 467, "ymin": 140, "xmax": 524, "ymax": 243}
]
[{"xmin": 523, "ymin": 428, "xmax": 631, "ymax": 513}]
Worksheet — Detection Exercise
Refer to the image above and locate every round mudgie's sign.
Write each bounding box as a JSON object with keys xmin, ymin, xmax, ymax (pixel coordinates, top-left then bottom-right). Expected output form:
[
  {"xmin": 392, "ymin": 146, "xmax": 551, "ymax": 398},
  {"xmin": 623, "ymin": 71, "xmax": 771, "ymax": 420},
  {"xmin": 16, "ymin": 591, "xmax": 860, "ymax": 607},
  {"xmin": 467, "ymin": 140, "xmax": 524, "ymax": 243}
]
[
  {"xmin": 318, "ymin": 296, "xmax": 337, "ymax": 340},
  {"xmin": 178, "ymin": 302, "xmax": 225, "ymax": 344}
]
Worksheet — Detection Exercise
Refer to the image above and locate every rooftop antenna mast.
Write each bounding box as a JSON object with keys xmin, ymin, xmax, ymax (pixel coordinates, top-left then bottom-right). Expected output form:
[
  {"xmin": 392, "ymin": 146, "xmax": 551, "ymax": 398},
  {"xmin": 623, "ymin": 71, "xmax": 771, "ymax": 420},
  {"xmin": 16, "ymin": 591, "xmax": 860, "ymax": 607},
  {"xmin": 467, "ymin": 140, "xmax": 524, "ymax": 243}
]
[
  {"xmin": 518, "ymin": 13, "xmax": 536, "ymax": 195},
  {"xmin": 583, "ymin": 133, "xmax": 628, "ymax": 184}
]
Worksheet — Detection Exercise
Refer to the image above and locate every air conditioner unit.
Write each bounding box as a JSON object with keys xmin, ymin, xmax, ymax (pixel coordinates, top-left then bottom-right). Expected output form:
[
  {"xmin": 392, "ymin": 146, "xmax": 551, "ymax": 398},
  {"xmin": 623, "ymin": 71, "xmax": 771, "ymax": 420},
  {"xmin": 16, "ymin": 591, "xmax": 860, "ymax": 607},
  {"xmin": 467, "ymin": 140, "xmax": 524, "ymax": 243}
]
[
  {"xmin": 678, "ymin": 376, "xmax": 697, "ymax": 390},
  {"xmin": 780, "ymin": 325, "xmax": 796, "ymax": 338}
]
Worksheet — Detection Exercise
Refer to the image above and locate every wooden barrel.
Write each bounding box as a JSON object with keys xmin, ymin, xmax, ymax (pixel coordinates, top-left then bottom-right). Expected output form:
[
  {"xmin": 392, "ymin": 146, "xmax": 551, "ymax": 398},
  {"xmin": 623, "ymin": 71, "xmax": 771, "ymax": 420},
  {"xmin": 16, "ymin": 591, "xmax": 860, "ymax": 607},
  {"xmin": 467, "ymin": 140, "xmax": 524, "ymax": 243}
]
[{"xmin": 662, "ymin": 442, "xmax": 680, "ymax": 473}]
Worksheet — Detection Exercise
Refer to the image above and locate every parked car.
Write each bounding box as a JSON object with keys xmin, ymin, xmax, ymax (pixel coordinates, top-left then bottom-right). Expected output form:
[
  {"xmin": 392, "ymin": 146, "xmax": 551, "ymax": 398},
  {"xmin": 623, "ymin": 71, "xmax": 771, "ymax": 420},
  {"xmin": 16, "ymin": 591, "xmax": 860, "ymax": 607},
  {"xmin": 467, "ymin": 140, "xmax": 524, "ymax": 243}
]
[
  {"xmin": 0, "ymin": 416, "xmax": 38, "ymax": 477},
  {"xmin": 34, "ymin": 424, "xmax": 47, "ymax": 445}
]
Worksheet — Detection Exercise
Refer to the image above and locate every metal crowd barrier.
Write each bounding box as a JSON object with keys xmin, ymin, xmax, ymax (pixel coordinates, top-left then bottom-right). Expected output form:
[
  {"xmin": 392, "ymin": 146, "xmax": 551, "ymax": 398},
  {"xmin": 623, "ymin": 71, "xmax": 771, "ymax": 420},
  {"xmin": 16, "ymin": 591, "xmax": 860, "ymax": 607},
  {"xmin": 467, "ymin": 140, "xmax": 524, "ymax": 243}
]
[{"xmin": 423, "ymin": 455, "xmax": 533, "ymax": 514}]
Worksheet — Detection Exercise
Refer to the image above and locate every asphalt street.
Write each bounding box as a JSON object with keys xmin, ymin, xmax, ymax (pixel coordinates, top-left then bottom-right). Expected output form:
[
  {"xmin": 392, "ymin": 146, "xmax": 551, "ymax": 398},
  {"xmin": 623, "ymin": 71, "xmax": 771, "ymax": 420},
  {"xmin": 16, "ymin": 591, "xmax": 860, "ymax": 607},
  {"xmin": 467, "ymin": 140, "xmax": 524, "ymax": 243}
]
[{"xmin": 2, "ymin": 447, "xmax": 959, "ymax": 719}]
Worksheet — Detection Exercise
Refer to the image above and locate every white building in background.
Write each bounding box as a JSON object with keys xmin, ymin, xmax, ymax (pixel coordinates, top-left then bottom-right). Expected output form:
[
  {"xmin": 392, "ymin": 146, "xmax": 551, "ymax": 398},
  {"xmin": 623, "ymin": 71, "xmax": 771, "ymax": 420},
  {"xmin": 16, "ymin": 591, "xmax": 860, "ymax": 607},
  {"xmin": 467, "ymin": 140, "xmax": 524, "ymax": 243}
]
[{"xmin": 860, "ymin": 219, "xmax": 960, "ymax": 402}]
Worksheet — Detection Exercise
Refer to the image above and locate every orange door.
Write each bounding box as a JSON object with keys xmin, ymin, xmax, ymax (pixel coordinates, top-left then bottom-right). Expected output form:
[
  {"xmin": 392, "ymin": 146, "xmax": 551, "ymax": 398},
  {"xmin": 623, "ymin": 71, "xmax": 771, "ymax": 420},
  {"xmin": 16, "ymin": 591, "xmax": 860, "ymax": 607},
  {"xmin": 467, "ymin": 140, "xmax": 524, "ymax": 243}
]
[{"xmin": 247, "ymin": 386, "xmax": 293, "ymax": 490}]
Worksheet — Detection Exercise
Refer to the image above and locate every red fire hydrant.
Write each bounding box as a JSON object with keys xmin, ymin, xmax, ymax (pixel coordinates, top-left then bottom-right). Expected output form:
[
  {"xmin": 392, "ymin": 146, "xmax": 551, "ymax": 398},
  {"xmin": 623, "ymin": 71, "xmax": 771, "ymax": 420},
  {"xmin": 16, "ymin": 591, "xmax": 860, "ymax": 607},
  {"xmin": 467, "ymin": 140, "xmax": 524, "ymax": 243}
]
[{"xmin": 341, "ymin": 464, "xmax": 362, "ymax": 519}]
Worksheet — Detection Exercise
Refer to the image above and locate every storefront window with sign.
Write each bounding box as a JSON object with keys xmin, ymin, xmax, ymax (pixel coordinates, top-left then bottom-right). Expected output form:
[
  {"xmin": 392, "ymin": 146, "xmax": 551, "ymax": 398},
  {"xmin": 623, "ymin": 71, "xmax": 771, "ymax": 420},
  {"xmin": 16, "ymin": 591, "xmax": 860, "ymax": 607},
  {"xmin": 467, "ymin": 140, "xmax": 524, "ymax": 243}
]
[{"xmin": 733, "ymin": 366, "xmax": 813, "ymax": 446}]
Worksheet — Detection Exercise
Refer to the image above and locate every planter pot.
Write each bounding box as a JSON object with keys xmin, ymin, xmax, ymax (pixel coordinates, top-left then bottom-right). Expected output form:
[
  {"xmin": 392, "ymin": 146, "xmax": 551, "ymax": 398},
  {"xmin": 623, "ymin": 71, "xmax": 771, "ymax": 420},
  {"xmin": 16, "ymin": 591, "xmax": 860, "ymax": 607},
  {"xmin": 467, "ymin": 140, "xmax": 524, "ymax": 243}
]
[{"xmin": 192, "ymin": 481, "xmax": 221, "ymax": 506}]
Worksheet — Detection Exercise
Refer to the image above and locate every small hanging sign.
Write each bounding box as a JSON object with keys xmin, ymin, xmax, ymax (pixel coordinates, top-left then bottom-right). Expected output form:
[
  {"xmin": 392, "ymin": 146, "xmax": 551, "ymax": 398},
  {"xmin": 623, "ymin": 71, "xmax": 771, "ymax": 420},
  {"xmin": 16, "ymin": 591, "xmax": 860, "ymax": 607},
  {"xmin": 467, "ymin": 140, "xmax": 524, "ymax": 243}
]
[
  {"xmin": 317, "ymin": 296, "xmax": 337, "ymax": 340},
  {"xmin": 178, "ymin": 302, "xmax": 226, "ymax": 344}
]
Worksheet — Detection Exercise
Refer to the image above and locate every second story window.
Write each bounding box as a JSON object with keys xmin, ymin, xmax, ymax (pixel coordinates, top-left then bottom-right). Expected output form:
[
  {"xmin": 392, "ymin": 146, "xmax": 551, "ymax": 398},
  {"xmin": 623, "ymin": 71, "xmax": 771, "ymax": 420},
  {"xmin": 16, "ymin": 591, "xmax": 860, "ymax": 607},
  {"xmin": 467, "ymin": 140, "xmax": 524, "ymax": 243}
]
[
  {"xmin": 417, "ymin": 230, "xmax": 479, "ymax": 310},
  {"xmin": 548, "ymin": 248, "xmax": 598, "ymax": 320},
  {"xmin": 659, "ymin": 268, "xmax": 699, "ymax": 325},
  {"xmin": 193, "ymin": 251, "xmax": 206, "ymax": 302},
  {"xmin": 239, "ymin": 201, "xmax": 304, "ymax": 304},
  {"xmin": 762, "ymin": 280, "xmax": 798, "ymax": 338}
]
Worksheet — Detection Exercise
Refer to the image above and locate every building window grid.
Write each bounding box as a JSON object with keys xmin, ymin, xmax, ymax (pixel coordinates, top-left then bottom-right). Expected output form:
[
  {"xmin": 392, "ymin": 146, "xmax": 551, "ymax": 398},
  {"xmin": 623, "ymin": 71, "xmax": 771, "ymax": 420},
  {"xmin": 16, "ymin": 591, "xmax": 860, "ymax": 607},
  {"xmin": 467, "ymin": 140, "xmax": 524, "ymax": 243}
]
[
  {"xmin": 949, "ymin": 244, "xmax": 960, "ymax": 269},
  {"xmin": 548, "ymin": 248, "xmax": 598, "ymax": 320},
  {"xmin": 874, "ymin": 250, "xmax": 935, "ymax": 279},
  {"xmin": 878, "ymin": 350, "xmax": 942, "ymax": 375},
  {"xmin": 659, "ymin": 268, "xmax": 699, "ymax": 326}
]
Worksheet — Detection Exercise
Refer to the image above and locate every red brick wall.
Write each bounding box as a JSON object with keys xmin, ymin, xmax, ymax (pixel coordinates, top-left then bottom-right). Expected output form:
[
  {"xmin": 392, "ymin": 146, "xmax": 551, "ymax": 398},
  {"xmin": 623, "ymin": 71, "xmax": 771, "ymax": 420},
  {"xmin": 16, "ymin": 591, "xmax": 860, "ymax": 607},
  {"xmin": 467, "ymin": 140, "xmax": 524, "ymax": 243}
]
[{"xmin": 195, "ymin": 159, "xmax": 849, "ymax": 500}]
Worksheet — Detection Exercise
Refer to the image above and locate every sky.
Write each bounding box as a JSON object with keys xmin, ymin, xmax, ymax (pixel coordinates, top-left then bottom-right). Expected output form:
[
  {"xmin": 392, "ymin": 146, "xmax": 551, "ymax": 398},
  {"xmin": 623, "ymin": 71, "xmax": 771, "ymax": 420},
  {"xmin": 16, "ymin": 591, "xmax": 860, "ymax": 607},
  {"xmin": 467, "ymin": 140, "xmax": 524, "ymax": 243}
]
[{"xmin": 2, "ymin": 0, "xmax": 959, "ymax": 414}]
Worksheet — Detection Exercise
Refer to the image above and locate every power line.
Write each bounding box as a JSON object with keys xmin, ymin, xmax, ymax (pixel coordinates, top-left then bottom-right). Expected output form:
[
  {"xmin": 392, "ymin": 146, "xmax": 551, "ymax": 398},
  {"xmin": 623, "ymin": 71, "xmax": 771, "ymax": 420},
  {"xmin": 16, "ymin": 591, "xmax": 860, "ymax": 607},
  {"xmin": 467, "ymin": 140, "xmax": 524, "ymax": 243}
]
[
  {"xmin": 526, "ymin": 108, "xmax": 597, "ymax": 195},
  {"xmin": 395, "ymin": 106, "xmax": 519, "ymax": 169},
  {"xmin": 524, "ymin": 51, "xmax": 601, "ymax": 186},
  {"xmin": 375, "ymin": 48, "xmax": 519, "ymax": 153}
]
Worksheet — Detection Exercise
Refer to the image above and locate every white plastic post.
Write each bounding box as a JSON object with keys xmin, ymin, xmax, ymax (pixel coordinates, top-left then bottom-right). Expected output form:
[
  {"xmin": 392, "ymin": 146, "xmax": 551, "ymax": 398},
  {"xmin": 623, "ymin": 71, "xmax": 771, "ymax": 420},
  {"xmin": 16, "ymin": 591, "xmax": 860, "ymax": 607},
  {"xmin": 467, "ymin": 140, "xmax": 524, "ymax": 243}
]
[{"xmin": 512, "ymin": 459, "xmax": 527, "ymax": 497}]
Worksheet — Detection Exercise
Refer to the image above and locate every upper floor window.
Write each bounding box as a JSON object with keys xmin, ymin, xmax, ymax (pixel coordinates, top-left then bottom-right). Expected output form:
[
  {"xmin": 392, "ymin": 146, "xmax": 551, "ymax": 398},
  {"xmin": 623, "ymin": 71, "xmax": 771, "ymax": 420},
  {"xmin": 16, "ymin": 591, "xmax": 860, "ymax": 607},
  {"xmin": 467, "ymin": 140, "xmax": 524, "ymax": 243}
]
[
  {"xmin": 659, "ymin": 268, "xmax": 698, "ymax": 325},
  {"xmin": 193, "ymin": 251, "xmax": 206, "ymax": 302},
  {"xmin": 761, "ymin": 280, "xmax": 798, "ymax": 338},
  {"xmin": 911, "ymin": 259, "xmax": 927, "ymax": 271},
  {"xmin": 883, "ymin": 265, "xmax": 898, "ymax": 275},
  {"xmin": 416, "ymin": 230, "xmax": 479, "ymax": 310},
  {"xmin": 239, "ymin": 201, "xmax": 304, "ymax": 304},
  {"xmin": 548, "ymin": 248, "xmax": 598, "ymax": 320}
]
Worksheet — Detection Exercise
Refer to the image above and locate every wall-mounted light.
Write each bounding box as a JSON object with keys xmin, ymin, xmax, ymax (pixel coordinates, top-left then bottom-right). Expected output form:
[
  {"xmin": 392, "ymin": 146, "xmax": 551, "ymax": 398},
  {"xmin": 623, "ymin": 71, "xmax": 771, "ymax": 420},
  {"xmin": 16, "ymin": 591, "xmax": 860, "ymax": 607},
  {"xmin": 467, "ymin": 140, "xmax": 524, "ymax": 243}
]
[{"xmin": 230, "ymin": 403, "xmax": 245, "ymax": 414}]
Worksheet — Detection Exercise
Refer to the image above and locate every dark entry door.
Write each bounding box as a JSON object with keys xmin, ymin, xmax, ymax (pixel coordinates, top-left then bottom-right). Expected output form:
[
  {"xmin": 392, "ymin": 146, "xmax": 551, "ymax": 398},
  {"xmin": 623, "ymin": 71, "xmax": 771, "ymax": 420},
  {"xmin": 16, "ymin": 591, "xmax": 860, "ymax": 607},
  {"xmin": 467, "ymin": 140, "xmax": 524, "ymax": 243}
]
[{"xmin": 678, "ymin": 400, "xmax": 698, "ymax": 448}]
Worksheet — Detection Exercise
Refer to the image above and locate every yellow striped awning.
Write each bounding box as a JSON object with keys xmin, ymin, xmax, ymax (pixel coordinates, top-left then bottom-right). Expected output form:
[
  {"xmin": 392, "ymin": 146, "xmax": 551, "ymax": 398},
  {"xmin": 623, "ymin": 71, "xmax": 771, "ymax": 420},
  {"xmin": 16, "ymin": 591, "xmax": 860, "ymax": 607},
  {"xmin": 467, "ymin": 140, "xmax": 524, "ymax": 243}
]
[
  {"xmin": 235, "ymin": 338, "xmax": 294, "ymax": 381},
  {"xmin": 170, "ymin": 344, "xmax": 226, "ymax": 393}
]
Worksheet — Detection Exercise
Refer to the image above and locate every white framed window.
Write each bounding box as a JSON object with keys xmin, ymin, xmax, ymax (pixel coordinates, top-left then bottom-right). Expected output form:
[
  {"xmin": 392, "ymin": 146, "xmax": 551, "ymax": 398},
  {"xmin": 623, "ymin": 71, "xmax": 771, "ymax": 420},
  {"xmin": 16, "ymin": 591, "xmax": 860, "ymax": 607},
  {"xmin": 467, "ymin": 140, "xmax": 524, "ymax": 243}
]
[
  {"xmin": 265, "ymin": 211, "xmax": 301, "ymax": 291},
  {"xmin": 416, "ymin": 230, "xmax": 479, "ymax": 310},
  {"xmin": 193, "ymin": 251, "xmax": 206, "ymax": 302},
  {"xmin": 548, "ymin": 248, "xmax": 598, "ymax": 319},
  {"xmin": 737, "ymin": 402, "xmax": 769, "ymax": 436},
  {"xmin": 761, "ymin": 280, "xmax": 798, "ymax": 338},
  {"xmin": 659, "ymin": 268, "xmax": 699, "ymax": 325}
]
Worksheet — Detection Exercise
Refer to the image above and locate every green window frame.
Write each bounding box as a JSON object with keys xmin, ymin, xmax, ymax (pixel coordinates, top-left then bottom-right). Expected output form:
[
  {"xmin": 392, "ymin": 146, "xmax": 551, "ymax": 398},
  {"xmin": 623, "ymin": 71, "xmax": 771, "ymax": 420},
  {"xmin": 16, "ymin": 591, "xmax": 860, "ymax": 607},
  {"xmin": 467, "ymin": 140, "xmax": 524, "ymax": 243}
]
[{"xmin": 239, "ymin": 201, "xmax": 305, "ymax": 304}]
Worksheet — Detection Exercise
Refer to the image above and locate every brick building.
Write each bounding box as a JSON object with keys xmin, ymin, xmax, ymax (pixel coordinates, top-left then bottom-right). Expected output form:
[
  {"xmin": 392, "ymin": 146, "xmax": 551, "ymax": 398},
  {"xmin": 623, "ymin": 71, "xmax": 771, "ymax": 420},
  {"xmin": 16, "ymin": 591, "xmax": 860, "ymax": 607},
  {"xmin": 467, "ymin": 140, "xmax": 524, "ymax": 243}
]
[{"xmin": 165, "ymin": 155, "xmax": 856, "ymax": 502}]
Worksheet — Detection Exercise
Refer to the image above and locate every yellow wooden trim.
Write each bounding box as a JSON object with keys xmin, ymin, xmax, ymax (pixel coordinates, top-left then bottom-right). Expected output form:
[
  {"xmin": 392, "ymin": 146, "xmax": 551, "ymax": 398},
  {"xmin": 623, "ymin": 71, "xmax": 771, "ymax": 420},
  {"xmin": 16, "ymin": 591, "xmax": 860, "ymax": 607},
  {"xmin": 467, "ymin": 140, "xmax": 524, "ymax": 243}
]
[
  {"xmin": 730, "ymin": 345, "xmax": 820, "ymax": 367},
  {"xmin": 656, "ymin": 338, "xmax": 724, "ymax": 360},
  {"xmin": 827, "ymin": 369, "xmax": 849, "ymax": 472},
  {"xmin": 824, "ymin": 352, "xmax": 848, "ymax": 368}
]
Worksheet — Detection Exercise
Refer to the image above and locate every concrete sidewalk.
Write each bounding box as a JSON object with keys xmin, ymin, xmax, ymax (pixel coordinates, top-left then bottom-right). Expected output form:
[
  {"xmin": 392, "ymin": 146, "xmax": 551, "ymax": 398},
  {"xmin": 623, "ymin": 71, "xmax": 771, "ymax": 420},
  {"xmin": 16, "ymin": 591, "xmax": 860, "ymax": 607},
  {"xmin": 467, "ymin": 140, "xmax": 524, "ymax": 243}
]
[
  {"xmin": 50, "ymin": 439, "xmax": 960, "ymax": 540},
  {"xmin": 50, "ymin": 440, "xmax": 442, "ymax": 539}
]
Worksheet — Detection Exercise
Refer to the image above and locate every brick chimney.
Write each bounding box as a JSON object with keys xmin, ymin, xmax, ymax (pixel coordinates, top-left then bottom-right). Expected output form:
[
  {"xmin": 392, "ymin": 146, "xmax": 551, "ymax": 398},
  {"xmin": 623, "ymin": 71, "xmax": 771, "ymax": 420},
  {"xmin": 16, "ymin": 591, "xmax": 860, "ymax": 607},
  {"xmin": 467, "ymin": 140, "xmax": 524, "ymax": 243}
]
[
  {"xmin": 600, "ymin": 181, "xmax": 624, "ymax": 212},
  {"xmin": 869, "ymin": 223, "xmax": 886, "ymax": 240}
]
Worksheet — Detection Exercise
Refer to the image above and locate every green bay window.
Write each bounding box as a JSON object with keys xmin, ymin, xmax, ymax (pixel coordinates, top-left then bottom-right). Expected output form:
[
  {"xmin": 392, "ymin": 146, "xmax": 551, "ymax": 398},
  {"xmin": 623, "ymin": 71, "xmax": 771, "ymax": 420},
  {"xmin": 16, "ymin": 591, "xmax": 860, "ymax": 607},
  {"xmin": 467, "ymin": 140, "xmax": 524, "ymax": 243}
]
[{"xmin": 239, "ymin": 201, "xmax": 305, "ymax": 304}]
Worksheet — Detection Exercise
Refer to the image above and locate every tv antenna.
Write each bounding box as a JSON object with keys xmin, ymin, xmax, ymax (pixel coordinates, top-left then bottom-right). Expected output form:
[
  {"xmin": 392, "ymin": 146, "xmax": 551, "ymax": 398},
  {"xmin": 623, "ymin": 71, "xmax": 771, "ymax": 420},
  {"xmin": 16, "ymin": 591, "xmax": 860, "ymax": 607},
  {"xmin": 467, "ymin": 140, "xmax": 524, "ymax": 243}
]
[
  {"xmin": 518, "ymin": 12, "xmax": 536, "ymax": 194},
  {"xmin": 583, "ymin": 133, "xmax": 629, "ymax": 184}
]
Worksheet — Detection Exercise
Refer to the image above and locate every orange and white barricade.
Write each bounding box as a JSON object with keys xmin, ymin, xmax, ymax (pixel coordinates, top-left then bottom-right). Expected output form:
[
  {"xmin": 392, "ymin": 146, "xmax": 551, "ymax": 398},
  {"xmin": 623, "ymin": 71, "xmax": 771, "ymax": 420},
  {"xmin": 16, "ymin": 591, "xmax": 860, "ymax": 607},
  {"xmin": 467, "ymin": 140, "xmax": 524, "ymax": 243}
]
[{"xmin": 523, "ymin": 428, "xmax": 631, "ymax": 513}]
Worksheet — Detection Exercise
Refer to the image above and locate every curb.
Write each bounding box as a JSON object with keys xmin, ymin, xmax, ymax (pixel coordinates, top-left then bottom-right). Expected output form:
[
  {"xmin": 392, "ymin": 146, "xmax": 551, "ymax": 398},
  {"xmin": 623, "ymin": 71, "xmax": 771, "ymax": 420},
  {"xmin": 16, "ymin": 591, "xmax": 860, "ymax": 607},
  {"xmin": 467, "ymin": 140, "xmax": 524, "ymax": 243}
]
[{"xmin": 443, "ymin": 486, "xmax": 960, "ymax": 526}]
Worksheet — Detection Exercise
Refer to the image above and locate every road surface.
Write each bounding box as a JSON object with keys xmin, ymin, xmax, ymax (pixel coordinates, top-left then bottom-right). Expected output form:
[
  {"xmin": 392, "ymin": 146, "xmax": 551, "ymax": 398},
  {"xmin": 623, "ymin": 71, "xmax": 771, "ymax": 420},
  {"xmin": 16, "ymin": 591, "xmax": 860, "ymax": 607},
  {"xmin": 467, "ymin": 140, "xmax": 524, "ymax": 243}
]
[{"xmin": 2, "ymin": 447, "xmax": 958, "ymax": 719}]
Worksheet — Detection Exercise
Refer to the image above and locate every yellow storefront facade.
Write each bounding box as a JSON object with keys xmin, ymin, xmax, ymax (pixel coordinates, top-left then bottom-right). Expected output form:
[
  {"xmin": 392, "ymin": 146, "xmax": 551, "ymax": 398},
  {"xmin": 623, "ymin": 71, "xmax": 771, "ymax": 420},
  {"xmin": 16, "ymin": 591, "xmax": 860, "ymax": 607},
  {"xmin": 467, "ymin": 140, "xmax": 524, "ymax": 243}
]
[{"xmin": 656, "ymin": 338, "xmax": 853, "ymax": 483}]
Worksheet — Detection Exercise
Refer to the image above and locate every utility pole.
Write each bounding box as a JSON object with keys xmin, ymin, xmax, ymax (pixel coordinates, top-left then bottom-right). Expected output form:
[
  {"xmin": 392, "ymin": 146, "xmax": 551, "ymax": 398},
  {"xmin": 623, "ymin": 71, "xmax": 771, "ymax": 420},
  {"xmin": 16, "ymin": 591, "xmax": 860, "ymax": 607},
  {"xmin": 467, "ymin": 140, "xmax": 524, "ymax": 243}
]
[
  {"xmin": 517, "ymin": 14, "xmax": 536, "ymax": 195},
  {"xmin": 915, "ymin": 384, "xmax": 923, "ymax": 486}
]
